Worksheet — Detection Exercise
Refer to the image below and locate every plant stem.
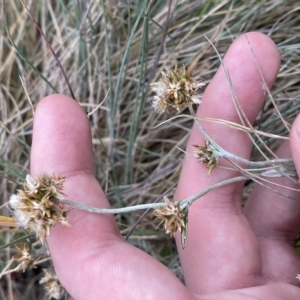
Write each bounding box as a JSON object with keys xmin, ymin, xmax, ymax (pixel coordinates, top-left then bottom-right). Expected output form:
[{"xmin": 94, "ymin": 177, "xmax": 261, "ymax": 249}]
[
  {"xmin": 180, "ymin": 175, "xmax": 246, "ymax": 208},
  {"xmin": 188, "ymin": 107, "xmax": 293, "ymax": 167},
  {"xmin": 58, "ymin": 176, "xmax": 247, "ymax": 214},
  {"xmin": 58, "ymin": 199, "xmax": 165, "ymax": 214}
]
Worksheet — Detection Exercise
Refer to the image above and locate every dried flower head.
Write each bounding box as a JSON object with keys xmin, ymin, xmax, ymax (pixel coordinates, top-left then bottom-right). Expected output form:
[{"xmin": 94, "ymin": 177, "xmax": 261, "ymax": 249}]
[
  {"xmin": 194, "ymin": 141, "xmax": 219, "ymax": 174},
  {"xmin": 154, "ymin": 196, "xmax": 189, "ymax": 247},
  {"xmin": 9, "ymin": 243, "xmax": 36, "ymax": 272},
  {"xmin": 151, "ymin": 65, "xmax": 205, "ymax": 113},
  {"xmin": 40, "ymin": 269, "xmax": 65, "ymax": 300},
  {"xmin": 9, "ymin": 174, "xmax": 70, "ymax": 243}
]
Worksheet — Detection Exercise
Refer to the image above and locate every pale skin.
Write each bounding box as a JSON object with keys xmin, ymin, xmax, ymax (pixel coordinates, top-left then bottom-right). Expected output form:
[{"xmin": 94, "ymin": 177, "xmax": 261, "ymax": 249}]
[{"xmin": 30, "ymin": 32, "xmax": 300, "ymax": 299}]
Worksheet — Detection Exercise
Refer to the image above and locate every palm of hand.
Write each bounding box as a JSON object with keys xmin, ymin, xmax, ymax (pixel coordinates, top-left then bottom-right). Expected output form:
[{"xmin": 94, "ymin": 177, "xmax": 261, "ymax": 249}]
[{"xmin": 31, "ymin": 32, "xmax": 300, "ymax": 299}]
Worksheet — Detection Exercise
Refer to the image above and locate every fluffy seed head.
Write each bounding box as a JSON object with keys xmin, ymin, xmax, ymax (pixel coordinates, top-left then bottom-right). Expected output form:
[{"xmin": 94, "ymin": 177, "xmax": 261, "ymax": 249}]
[
  {"xmin": 40, "ymin": 269, "xmax": 65, "ymax": 300},
  {"xmin": 9, "ymin": 174, "xmax": 70, "ymax": 243},
  {"xmin": 151, "ymin": 65, "xmax": 205, "ymax": 113},
  {"xmin": 154, "ymin": 196, "xmax": 187, "ymax": 237},
  {"xmin": 193, "ymin": 141, "xmax": 219, "ymax": 174}
]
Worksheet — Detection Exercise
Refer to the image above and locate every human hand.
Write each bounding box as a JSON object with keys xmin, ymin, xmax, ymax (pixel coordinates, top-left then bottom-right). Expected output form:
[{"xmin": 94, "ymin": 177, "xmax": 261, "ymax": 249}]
[{"xmin": 30, "ymin": 32, "xmax": 300, "ymax": 299}]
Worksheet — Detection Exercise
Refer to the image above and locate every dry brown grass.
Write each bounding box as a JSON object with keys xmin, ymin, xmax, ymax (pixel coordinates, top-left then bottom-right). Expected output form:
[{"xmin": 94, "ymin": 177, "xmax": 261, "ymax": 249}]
[{"xmin": 1, "ymin": 0, "xmax": 300, "ymax": 298}]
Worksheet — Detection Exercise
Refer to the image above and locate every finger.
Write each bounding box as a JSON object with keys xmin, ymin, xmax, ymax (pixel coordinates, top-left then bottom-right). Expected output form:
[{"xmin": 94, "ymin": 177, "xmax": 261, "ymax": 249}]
[
  {"xmin": 31, "ymin": 95, "xmax": 192, "ymax": 300},
  {"xmin": 244, "ymin": 141, "xmax": 300, "ymax": 286},
  {"xmin": 175, "ymin": 32, "xmax": 280, "ymax": 293}
]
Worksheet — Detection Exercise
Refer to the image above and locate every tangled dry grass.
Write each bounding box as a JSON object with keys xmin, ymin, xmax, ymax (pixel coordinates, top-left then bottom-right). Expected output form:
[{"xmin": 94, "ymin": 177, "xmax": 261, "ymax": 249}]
[{"xmin": 1, "ymin": 0, "xmax": 300, "ymax": 298}]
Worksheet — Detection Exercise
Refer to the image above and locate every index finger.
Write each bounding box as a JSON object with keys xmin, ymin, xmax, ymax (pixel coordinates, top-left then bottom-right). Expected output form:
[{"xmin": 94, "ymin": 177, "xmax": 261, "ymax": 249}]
[{"xmin": 30, "ymin": 95, "xmax": 194, "ymax": 299}]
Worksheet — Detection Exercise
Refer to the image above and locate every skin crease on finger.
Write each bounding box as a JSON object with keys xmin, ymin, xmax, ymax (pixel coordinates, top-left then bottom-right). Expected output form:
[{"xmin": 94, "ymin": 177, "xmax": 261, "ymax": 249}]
[{"xmin": 30, "ymin": 33, "xmax": 300, "ymax": 300}]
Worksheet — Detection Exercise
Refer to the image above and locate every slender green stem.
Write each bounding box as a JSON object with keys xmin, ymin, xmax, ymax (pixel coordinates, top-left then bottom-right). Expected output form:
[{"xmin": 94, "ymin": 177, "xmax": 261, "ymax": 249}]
[{"xmin": 110, "ymin": 3, "xmax": 145, "ymax": 142}]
